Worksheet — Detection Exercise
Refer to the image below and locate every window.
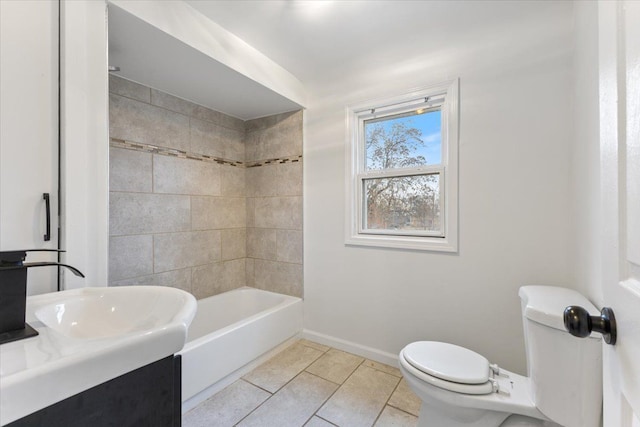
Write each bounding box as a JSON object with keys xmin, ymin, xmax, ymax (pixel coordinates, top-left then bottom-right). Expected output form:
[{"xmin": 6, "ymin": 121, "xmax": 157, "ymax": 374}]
[{"xmin": 345, "ymin": 79, "xmax": 458, "ymax": 252}]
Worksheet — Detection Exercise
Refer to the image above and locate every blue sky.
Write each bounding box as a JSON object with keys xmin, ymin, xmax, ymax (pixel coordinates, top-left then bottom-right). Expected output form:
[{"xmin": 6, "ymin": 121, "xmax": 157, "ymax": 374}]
[{"xmin": 367, "ymin": 110, "xmax": 442, "ymax": 165}]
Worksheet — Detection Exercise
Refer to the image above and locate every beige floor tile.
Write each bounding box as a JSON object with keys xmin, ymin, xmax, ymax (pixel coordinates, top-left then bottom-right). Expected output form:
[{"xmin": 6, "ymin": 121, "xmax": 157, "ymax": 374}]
[
  {"xmin": 237, "ymin": 372, "xmax": 338, "ymax": 427},
  {"xmin": 299, "ymin": 339, "xmax": 331, "ymax": 353},
  {"xmin": 362, "ymin": 360, "xmax": 403, "ymax": 378},
  {"xmin": 317, "ymin": 365, "xmax": 400, "ymax": 427},
  {"xmin": 243, "ymin": 342, "xmax": 324, "ymax": 393},
  {"xmin": 387, "ymin": 379, "xmax": 421, "ymax": 417},
  {"xmin": 304, "ymin": 416, "xmax": 337, "ymax": 426},
  {"xmin": 373, "ymin": 406, "xmax": 418, "ymax": 427},
  {"xmin": 306, "ymin": 348, "xmax": 364, "ymax": 384},
  {"xmin": 182, "ymin": 380, "xmax": 270, "ymax": 427}
]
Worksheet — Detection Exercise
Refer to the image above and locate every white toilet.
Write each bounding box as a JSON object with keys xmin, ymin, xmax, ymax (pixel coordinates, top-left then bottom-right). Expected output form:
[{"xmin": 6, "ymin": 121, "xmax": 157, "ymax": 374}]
[{"xmin": 399, "ymin": 286, "xmax": 602, "ymax": 427}]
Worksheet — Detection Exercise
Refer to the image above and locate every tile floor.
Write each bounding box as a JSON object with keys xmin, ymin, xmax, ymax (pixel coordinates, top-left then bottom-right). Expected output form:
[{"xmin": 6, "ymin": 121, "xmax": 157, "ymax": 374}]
[{"xmin": 183, "ymin": 339, "xmax": 421, "ymax": 427}]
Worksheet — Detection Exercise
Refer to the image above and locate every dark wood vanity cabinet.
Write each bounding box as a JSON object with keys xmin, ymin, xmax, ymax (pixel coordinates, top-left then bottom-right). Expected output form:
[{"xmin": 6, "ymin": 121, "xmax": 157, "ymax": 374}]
[{"xmin": 7, "ymin": 355, "xmax": 182, "ymax": 427}]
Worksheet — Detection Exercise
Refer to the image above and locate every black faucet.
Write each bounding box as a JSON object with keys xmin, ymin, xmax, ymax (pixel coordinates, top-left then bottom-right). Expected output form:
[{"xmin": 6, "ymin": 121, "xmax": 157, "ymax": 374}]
[{"xmin": 0, "ymin": 249, "xmax": 84, "ymax": 345}]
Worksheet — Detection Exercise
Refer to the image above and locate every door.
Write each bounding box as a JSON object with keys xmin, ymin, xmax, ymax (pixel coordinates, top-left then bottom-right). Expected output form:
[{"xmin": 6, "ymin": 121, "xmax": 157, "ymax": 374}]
[
  {"xmin": 0, "ymin": 0, "xmax": 59, "ymax": 295},
  {"xmin": 600, "ymin": 1, "xmax": 640, "ymax": 426}
]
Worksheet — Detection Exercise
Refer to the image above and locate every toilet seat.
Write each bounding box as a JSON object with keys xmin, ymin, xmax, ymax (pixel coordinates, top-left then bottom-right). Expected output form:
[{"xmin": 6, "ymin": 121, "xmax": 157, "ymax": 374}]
[{"xmin": 400, "ymin": 342, "xmax": 495, "ymax": 395}]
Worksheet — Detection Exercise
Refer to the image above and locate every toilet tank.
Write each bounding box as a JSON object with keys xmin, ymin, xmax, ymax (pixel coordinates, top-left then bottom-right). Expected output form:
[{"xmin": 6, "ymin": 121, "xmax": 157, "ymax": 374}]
[{"xmin": 518, "ymin": 286, "xmax": 602, "ymax": 427}]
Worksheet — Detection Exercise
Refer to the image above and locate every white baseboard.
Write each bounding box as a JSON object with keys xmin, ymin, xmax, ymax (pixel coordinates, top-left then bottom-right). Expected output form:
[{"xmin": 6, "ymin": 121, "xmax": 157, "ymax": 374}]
[
  {"xmin": 181, "ymin": 335, "xmax": 300, "ymax": 414},
  {"xmin": 301, "ymin": 329, "xmax": 399, "ymax": 368}
]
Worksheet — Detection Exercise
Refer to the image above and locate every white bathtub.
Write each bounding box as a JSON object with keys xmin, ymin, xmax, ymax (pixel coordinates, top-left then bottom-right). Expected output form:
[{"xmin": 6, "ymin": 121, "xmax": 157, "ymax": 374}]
[{"xmin": 179, "ymin": 287, "xmax": 302, "ymax": 408}]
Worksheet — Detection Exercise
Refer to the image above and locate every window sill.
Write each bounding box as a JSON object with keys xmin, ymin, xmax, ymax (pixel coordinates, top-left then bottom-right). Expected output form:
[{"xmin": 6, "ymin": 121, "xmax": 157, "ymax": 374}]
[{"xmin": 345, "ymin": 233, "xmax": 457, "ymax": 253}]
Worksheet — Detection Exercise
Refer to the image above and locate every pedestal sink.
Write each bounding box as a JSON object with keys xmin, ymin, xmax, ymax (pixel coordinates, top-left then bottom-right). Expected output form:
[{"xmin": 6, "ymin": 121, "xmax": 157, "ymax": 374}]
[{"xmin": 0, "ymin": 286, "xmax": 197, "ymax": 425}]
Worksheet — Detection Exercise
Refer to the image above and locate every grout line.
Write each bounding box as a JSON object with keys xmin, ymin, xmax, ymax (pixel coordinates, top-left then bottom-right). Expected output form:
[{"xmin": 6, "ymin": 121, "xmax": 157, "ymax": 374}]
[
  {"xmin": 371, "ymin": 377, "xmax": 404, "ymax": 426},
  {"xmin": 303, "ymin": 370, "xmax": 343, "ymax": 387},
  {"xmin": 239, "ymin": 378, "xmax": 274, "ymax": 396},
  {"xmin": 236, "ymin": 344, "xmax": 326, "ymax": 424},
  {"xmin": 307, "ymin": 356, "xmax": 367, "ymax": 426},
  {"xmin": 385, "ymin": 403, "xmax": 419, "ymax": 419},
  {"xmin": 189, "ymin": 340, "xmax": 415, "ymax": 427},
  {"xmin": 313, "ymin": 414, "xmax": 340, "ymax": 426}
]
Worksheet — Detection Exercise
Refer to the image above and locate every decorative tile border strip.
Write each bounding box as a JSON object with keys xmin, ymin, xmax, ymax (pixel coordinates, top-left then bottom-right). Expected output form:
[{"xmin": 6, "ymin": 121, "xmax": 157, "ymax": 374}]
[{"xmin": 110, "ymin": 138, "xmax": 302, "ymax": 168}]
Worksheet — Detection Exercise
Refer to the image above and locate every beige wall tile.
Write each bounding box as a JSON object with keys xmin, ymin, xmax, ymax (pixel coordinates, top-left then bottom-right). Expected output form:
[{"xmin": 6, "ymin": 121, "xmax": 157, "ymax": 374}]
[
  {"xmin": 244, "ymin": 110, "xmax": 302, "ymax": 161},
  {"xmin": 306, "ymin": 349, "xmax": 364, "ymax": 385},
  {"xmin": 246, "ymin": 197, "xmax": 256, "ymax": 227},
  {"xmin": 222, "ymin": 228, "xmax": 246, "ymax": 260},
  {"xmin": 387, "ymin": 379, "xmax": 421, "ymax": 417},
  {"xmin": 183, "ymin": 380, "xmax": 270, "ymax": 427},
  {"xmin": 316, "ymin": 365, "xmax": 400, "ymax": 427},
  {"xmin": 220, "ymin": 125, "xmax": 245, "ymax": 161},
  {"xmin": 374, "ymin": 406, "xmax": 418, "ymax": 427},
  {"xmin": 110, "ymin": 275, "xmax": 156, "ymax": 287},
  {"xmin": 110, "ymin": 193, "xmax": 190, "ymax": 236},
  {"xmin": 154, "ymin": 230, "xmax": 221, "ymax": 272},
  {"xmin": 193, "ymin": 106, "xmax": 244, "ymax": 132},
  {"xmin": 150, "ymin": 88, "xmax": 244, "ymax": 132},
  {"xmin": 277, "ymin": 161, "xmax": 303, "ymax": 196},
  {"xmin": 238, "ymin": 372, "xmax": 337, "ymax": 427},
  {"xmin": 190, "ymin": 119, "xmax": 245, "ymax": 162},
  {"xmin": 254, "ymin": 196, "xmax": 302, "ymax": 230},
  {"xmin": 220, "ymin": 165, "xmax": 245, "ymax": 197},
  {"xmin": 246, "ymin": 163, "xmax": 302, "ymax": 197},
  {"xmin": 109, "ymin": 75, "xmax": 150, "ymax": 103},
  {"xmin": 155, "ymin": 268, "xmax": 193, "ymax": 293},
  {"xmin": 276, "ymin": 229, "xmax": 302, "ymax": 264},
  {"xmin": 246, "ymin": 165, "xmax": 276, "ymax": 197},
  {"xmin": 245, "ymin": 111, "xmax": 289, "ymax": 133},
  {"xmin": 190, "ymin": 118, "xmax": 225, "ymax": 159},
  {"xmin": 191, "ymin": 262, "xmax": 223, "ymax": 299},
  {"xmin": 253, "ymin": 259, "xmax": 302, "ymax": 297},
  {"xmin": 191, "ymin": 259, "xmax": 245, "ymax": 299},
  {"xmin": 192, "ymin": 196, "xmax": 246, "ymax": 230},
  {"xmin": 109, "ymin": 94, "xmax": 190, "ymax": 151},
  {"xmin": 243, "ymin": 342, "xmax": 323, "ymax": 393},
  {"xmin": 247, "ymin": 228, "xmax": 276, "ymax": 260},
  {"xmin": 109, "ymin": 268, "xmax": 192, "ymax": 294},
  {"xmin": 222, "ymin": 258, "xmax": 246, "ymax": 290},
  {"xmin": 150, "ymin": 89, "xmax": 200, "ymax": 117},
  {"xmin": 244, "ymin": 130, "xmax": 260, "ymax": 163},
  {"xmin": 245, "ymin": 258, "xmax": 255, "ymax": 287},
  {"xmin": 109, "ymin": 147, "xmax": 152, "ymax": 193},
  {"xmin": 108, "ymin": 235, "xmax": 153, "ymax": 282},
  {"xmin": 153, "ymin": 155, "xmax": 220, "ymax": 196}
]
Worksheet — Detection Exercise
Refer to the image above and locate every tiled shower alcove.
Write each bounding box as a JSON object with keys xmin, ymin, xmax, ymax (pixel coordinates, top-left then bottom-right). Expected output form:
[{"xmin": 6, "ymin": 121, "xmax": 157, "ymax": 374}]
[{"xmin": 108, "ymin": 75, "xmax": 303, "ymax": 299}]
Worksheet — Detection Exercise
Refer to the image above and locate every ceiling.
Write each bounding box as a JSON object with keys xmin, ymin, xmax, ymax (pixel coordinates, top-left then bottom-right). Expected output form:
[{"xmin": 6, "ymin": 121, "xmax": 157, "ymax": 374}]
[
  {"xmin": 108, "ymin": 4, "xmax": 302, "ymax": 121},
  {"xmin": 109, "ymin": 0, "xmax": 573, "ymax": 119},
  {"xmin": 185, "ymin": 0, "xmax": 574, "ymax": 91}
]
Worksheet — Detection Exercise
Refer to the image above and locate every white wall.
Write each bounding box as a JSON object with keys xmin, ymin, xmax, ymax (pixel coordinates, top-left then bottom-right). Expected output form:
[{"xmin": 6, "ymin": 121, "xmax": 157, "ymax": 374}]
[
  {"xmin": 303, "ymin": 7, "xmax": 575, "ymax": 373},
  {"xmin": 60, "ymin": 0, "xmax": 110, "ymax": 288},
  {"xmin": 570, "ymin": 1, "xmax": 604, "ymax": 307}
]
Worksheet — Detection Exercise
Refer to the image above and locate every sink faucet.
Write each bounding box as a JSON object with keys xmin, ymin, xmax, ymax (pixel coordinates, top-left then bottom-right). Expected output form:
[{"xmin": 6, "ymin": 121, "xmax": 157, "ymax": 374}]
[{"xmin": 0, "ymin": 249, "xmax": 84, "ymax": 345}]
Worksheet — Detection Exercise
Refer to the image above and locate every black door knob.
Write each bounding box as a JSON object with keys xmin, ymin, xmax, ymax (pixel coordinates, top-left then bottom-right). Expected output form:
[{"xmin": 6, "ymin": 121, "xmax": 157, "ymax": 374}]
[{"xmin": 563, "ymin": 305, "xmax": 617, "ymax": 345}]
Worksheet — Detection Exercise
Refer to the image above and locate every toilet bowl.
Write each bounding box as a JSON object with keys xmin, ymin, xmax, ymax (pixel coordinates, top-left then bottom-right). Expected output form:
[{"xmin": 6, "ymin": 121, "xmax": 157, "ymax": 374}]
[
  {"xmin": 399, "ymin": 342, "xmax": 556, "ymax": 427},
  {"xmin": 399, "ymin": 286, "xmax": 602, "ymax": 427}
]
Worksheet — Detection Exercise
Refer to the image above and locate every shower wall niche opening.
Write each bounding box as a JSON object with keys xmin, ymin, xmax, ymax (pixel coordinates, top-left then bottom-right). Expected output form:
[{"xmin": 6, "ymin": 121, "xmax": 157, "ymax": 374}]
[{"xmin": 108, "ymin": 75, "xmax": 303, "ymax": 299}]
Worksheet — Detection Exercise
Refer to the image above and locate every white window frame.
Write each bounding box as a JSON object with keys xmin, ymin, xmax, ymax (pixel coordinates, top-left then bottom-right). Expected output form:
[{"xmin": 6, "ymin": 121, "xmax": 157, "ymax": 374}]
[{"xmin": 345, "ymin": 79, "xmax": 459, "ymax": 252}]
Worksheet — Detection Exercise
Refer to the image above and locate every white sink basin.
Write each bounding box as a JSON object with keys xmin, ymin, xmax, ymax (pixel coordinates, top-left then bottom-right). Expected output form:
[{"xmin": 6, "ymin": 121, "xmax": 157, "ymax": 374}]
[
  {"xmin": 0, "ymin": 286, "xmax": 196, "ymax": 425},
  {"xmin": 35, "ymin": 287, "xmax": 192, "ymax": 339}
]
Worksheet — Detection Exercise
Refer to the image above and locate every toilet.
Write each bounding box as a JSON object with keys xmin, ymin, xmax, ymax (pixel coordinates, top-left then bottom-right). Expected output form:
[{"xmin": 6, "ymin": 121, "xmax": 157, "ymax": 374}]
[{"xmin": 399, "ymin": 286, "xmax": 602, "ymax": 427}]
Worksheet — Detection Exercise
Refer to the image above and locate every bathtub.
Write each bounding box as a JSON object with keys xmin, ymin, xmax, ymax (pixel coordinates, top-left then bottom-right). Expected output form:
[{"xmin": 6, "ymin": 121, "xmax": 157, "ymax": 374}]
[{"xmin": 179, "ymin": 287, "xmax": 302, "ymax": 408}]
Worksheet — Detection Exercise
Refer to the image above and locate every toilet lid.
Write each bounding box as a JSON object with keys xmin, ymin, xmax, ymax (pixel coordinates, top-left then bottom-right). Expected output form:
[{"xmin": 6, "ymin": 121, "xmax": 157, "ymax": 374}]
[{"xmin": 403, "ymin": 341, "xmax": 490, "ymax": 385}]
